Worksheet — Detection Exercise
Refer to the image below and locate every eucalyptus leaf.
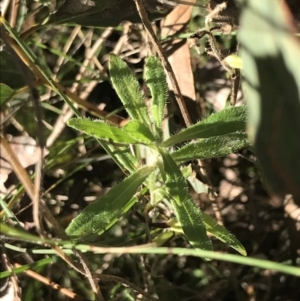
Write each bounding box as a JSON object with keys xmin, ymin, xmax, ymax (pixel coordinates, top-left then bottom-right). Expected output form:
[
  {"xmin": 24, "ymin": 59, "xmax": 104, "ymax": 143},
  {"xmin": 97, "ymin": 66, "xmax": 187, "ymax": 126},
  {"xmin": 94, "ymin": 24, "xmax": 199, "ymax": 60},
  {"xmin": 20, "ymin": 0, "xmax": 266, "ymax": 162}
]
[
  {"xmin": 161, "ymin": 106, "xmax": 247, "ymax": 147},
  {"xmin": 240, "ymin": 0, "xmax": 300, "ymax": 199},
  {"xmin": 66, "ymin": 165, "xmax": 155, "ymax": 238},
  {"xmin": 109, "ymin": 54, "xmax": 152, "ymax": 127},
  {"xmin": 159, "ymin": 148, "xmax": 213, "ymax": 250},
  {"xmin": 172, "ymin": 132, "xmax": 250, "ymax": 163},
  {"xmin": 145, "ymin": 56, "xmax": 168, "ymax": 139}
]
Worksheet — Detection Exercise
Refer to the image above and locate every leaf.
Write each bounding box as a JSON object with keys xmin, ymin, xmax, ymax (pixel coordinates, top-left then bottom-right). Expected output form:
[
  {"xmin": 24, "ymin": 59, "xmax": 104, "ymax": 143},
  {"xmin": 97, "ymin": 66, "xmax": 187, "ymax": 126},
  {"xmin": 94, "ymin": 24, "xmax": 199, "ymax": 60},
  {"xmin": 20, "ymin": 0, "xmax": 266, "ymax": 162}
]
[
  {"xmin": 160, "ymin": 1, "xmax": 198, "ymax": 122},
  {"xmin": 66, "ymin": 165, "xmax": 155, "ymax": 238},
  {"xmin": 0, "ymin": 84, "xmax": 14, "ymax": 106},
  {"xmin": 240, "ymin": 0, "xmax": 300, "ymax": 199},
  {"xmin": 159, "ymin": 148, "xmax": 213, "ymax": 250},
  {"xmin": 202, "ymin": 213, "xmax": 247, "ymax": 256},
  {"xmin": 123, "ymin": 120, "xmax": 155, "ymax": 144},
  {"xmin": 145, "ymin": 56, "xmax": 168, "ymax": 139},
  {"xmin": 223, "ymin": 54, "xmax": 243, "ymax": 69},
  {"xmin": 68, "ymin": 118, "xmax": 154, "ymax": 145},
  {"xmin": 109, "ymin": 54, "xmax": 151, "ymax": 127},
  {"xmin": 161, "ymin": 106, "xmax": 247, "ymax": 147},
  {"xmin": 168, "ymin": 214, "xmax": 247, "ymax": 256},
  {"xmin": 107, "ymin": 144, "xmax": 139, "ymax": 174},
  {"xmin": 172, "ymin": 132, "xmax": 250, "ymax": 162}
]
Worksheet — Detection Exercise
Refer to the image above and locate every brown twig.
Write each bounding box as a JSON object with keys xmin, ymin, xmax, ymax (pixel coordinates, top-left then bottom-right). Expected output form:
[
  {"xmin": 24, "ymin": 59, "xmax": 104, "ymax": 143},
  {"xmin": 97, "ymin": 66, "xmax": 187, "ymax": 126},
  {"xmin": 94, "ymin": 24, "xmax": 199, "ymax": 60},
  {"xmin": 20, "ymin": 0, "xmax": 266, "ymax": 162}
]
[{"xmin": 13, "ymin": 263, "xmax": 85, "ymax": 300}]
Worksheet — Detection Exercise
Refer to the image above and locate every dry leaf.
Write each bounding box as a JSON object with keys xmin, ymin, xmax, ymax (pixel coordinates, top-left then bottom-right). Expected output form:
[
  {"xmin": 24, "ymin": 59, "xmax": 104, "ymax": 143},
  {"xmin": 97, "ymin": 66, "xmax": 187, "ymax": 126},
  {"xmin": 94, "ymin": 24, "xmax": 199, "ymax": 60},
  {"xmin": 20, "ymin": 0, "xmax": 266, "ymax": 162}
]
[
  {"xmin": 0, "ymin": 136, "xmax": 48, "ymax": 194},
  {"xmin": 161, "ymin": 0, "xmax": 198, "ymax": 122}
]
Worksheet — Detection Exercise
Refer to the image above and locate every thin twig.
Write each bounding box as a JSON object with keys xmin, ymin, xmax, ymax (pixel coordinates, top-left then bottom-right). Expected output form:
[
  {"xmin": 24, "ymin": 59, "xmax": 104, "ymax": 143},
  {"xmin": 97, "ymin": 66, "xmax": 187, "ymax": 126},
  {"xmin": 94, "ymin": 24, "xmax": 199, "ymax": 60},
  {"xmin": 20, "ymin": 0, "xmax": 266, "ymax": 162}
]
[
  {"xmin": 13, "ymin": 263, "xmax": 85, "ymax": 300},
  {"xmin": 133, "ymin": 0, "xmax": 192, "ymax": 127},
  {"xmin": 76, "ymin": 251, "xmax": 105, "ymax": 301}
]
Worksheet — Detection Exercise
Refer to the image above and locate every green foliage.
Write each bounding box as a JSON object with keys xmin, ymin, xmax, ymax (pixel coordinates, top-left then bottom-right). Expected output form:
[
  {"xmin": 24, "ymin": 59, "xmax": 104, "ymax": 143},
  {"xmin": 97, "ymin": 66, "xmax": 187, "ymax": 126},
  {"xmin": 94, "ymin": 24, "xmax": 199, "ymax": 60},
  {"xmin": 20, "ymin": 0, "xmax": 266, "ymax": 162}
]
[
  {"xmin": 68, "ymin": 119, "xmax": 155, "ymax": 145},
  {"xmin": 109, "ymin": 54, "xmax": 152, "ymax": 126},
  {"xmin": 2, "ymin": 2, "xmax": 300, "ymax": 299},
  {"xmin": 240, "ymin": 0, "xmax": 300, "ymax": 199},
  {"xmin": 161, "ymin": 105, "xmax": 247, "ymax": 147},
  {"xmin": 67, "ymin": 54, "xmax": 248, "ymax": 254},
  {"xmin": 0, "ymin": 83, "xmax": 15, "ymax": 106},
  {"xmin": 159, "ymin": 148, "xmax": 213, "ymax": 251},
  {"xmin": 66, "ymin": 166, "xmax": 155, "ymax": 239},
  {"xmin": 172, "ymin": 132, "xmax": 250, "ymax": 162},
  {"xmin": 145, "ymin": 56, "xmax": 168, "ymax": 139}
]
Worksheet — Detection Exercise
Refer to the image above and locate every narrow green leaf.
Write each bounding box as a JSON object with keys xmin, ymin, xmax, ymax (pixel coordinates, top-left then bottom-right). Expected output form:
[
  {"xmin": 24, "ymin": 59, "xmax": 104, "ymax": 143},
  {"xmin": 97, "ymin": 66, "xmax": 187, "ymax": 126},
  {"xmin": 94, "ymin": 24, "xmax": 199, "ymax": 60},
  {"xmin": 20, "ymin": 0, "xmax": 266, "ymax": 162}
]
[
  {"xmin": 123, "ymin": 120, "xmax": 155, "ymax": 144},
  {"xmin": 187, "ymin": 177, "xmax": 208, "ymax": 194},
  {"xmin": 159, "ymin": 148, "xmax": 213, "ymax": 250},
  {"xmin": 145, "ymin": 56, "xmax": 168, "ymax": 138},
  {"xmin": 0, "ymin": 258, "xmax": 55, "ymax": 279},
  {"xmin": 152, "ymin": 231, "xmax": 174, "ymax": 247},
  {"xmin": 159, "ymin": 148, "xmax": 187, "ymax": 205},
  {"xmin": 240, "ymin": 0, "xmax": 300, "ymax": 199},
  {"xmin": 66, "ymin": 165, "xmax": 155, "ymax": 238},
  {"xmin": 0, "ymin": 84, "xmax": 14, "ymax": 106},
  {"xmin": 172, "ymin": 132, "xmax": 250, "ymax": 163},
  {"xmin": 109, "ymin": 54, "xmax": 151, "ymax": 126},
  {"xmin": 0, "ymin": 223, "xmax": 44, "ymax": 243},
  {"xmin": 161, "ymin": 106, "xmax": 247, "ymax": 147},
  {"xmin": 68, "ymin": 118, "xmax": 152, "ymax": 145},
  {"xmin": 202, "ymin": 213, "xmax": 247, "ymax": 256},
  {"xmin": 107, "ymin": 144, "xmax": 139, "ymax": 174},
  {"xmin": 168, "ymin": 213, "xmax": 246, "ymax": 256}
]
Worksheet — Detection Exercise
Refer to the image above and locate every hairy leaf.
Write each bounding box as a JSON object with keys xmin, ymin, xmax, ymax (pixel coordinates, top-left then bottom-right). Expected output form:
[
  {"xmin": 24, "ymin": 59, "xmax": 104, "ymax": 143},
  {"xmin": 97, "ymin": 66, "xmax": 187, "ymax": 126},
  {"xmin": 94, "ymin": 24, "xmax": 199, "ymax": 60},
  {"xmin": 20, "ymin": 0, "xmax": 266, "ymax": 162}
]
[
  {"xmin": 66, "ymin": 165, "xmax": 154, "ymax": 238},
  {"xmin": 161, "ymin": 106, "xmax": 247, "ymax": 147},
  {"xmin": 159, "ymin": 148, "xmax": 212, "ymax": 250},
  {"xmin": 123, "ymin": 120, "xmax": 155, "ymax": 144},
  {"xmin": 145, "ymin": 56, "xmax": 168, "ymax": 139},
  {"xmin": 109, "ymin": 54, "xmax": 151, "ymax": 127},
  {"xmin": 68, "ymin": 118, "xmax": 155, "ymax": 145},
  {"xmin": 172, "ymin": 132, "xmax": 250, "ymax": 162}
]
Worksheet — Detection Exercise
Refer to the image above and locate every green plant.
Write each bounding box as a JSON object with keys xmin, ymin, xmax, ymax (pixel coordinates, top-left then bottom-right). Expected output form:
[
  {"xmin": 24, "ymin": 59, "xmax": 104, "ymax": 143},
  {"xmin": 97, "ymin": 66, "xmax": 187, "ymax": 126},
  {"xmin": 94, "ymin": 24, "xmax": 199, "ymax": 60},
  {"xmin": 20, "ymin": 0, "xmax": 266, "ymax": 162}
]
[
  {"xmin": 2, "ymin": 1, "xmax": 300, "ymax": 300},
  {"xmin": 66, "ymin": 53, "xmax": 249, "ymax": 254}
]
